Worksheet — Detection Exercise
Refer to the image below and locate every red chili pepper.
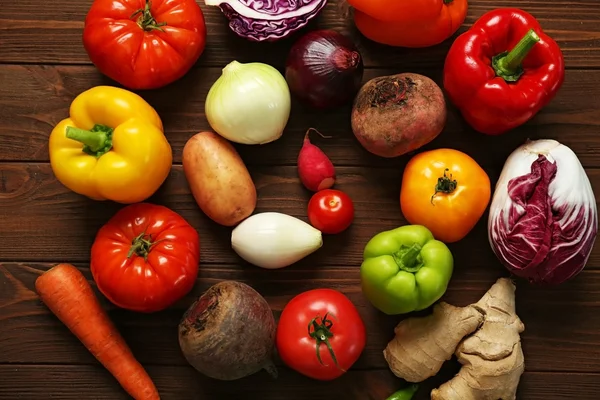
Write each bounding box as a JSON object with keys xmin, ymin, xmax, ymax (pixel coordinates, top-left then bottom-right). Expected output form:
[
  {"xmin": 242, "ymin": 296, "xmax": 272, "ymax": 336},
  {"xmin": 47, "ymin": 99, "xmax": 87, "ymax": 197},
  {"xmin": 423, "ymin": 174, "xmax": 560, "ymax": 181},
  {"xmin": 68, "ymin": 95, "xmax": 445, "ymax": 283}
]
[{"xmin": 443, "ymin": 8, "xmax": 565, "ymax": 136}]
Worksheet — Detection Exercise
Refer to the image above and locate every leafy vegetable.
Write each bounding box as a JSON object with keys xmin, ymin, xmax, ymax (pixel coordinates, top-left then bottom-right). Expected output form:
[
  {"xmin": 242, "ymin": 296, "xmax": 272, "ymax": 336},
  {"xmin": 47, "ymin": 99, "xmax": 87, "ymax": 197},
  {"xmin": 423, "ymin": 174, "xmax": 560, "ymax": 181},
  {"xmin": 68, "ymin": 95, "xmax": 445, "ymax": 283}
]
[
  {"xmin": 203, "ymin": 0, "xmax": 328, "ymax": 42},
  {"xmin": 488, "ymin": 139, "xmax": 598, "ymax": 284}
]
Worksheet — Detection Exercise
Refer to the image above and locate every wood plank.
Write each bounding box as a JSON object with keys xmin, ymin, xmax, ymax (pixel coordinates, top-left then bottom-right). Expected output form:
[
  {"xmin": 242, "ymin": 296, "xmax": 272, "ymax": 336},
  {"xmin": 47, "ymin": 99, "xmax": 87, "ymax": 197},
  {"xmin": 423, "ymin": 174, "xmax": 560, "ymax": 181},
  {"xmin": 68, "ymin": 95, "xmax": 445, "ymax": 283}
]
[
  {"xmin": 2, "ymin": 65, "xmax": 600, "ymax": 169},
  {"xmin": 0, "ymin": 365, "xmax": 598, "ymax": 400},
  {"xmin": 2, "ymin": 263, "xmax": 600, "ymax": 373},
  {"xmin": 1, "ymin": 163, "xmax": 600, "ymax": 268},
  {"xmin": 1, "ymin": 1, "xmax": 600, "ymax": 69}
]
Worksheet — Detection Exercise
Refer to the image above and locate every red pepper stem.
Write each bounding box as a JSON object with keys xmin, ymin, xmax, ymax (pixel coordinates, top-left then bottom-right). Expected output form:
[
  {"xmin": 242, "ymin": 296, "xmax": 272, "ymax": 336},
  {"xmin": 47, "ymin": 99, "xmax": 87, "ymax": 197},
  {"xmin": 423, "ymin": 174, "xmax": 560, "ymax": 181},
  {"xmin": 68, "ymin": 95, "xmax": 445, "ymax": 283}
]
[{"xmin": 493, "ymin": 29, "xmax": 541, "ymax": 82}]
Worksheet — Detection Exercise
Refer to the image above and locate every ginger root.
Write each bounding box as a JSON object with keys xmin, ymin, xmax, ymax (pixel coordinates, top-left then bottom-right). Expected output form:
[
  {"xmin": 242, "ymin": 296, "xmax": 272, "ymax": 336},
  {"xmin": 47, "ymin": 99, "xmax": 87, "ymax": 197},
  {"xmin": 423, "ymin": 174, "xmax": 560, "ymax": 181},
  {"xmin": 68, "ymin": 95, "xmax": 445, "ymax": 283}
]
[
  {"xmin": 383, "ymin": 278, "xmax": 525, "ymax": 400},
  {"xmin": 383, "ymin": 302, "xmax": 484, "ymax": 382}
]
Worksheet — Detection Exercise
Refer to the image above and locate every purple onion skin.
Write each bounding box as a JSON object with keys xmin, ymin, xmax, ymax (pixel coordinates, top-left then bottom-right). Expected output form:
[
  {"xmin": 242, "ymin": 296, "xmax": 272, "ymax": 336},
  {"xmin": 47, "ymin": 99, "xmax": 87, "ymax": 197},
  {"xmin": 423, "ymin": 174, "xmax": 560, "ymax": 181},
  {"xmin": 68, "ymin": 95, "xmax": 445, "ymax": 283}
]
[{"xmin": 285, "ymin": 30, "xmax": 364, "ymax": 109}]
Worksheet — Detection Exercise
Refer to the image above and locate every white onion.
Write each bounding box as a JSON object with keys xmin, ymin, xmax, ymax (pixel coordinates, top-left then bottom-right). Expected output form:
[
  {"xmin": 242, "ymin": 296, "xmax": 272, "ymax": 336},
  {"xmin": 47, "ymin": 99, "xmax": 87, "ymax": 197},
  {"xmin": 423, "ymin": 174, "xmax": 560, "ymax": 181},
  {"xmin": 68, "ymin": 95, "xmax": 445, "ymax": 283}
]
[
  {"xmin": 205, "ymin": 60, "xmax": 291, "ymax": 145},
  {"xmin": 231, "ymin": 212, "xmax": 323, "ymax": 269},
  {"xmin": 488, "ymin": 139, "xmax": 598, "ymax": 284}
]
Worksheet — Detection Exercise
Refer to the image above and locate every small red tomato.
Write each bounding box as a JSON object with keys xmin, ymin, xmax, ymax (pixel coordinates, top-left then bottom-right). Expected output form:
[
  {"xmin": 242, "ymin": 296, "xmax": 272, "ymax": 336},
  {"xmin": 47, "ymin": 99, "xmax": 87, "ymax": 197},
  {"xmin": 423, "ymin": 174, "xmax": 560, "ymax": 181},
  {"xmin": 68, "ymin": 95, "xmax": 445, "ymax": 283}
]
[
  {"xmin": 276, "ymin": 289, "xmax": 366, "ymax": 381},
  {"xmin": 307, "ymin": 189, "xmax": 355, "ymax": 234}
]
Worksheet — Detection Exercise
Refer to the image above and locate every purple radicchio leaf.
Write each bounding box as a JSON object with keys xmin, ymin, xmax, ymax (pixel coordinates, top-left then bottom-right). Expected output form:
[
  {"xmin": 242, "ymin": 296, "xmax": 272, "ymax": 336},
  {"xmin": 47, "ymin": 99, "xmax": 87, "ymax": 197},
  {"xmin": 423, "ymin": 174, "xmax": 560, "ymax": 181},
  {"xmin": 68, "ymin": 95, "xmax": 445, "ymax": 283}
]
[
  {"xmin": 204, "ymin": 0, "xmax": 329, "ymax": 42},
  {"xmin": 489, "ymin": 151, "xmax": 598, "ymax": 285}
]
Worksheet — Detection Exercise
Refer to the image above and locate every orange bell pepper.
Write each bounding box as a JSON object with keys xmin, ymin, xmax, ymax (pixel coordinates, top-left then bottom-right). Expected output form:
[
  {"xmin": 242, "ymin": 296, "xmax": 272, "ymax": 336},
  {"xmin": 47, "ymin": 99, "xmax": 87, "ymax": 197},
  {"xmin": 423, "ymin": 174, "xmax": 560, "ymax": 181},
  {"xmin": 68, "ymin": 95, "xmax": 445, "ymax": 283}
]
[{"xmin": 353, "ymin": 0, "xmax": 468, "ymax": 48}]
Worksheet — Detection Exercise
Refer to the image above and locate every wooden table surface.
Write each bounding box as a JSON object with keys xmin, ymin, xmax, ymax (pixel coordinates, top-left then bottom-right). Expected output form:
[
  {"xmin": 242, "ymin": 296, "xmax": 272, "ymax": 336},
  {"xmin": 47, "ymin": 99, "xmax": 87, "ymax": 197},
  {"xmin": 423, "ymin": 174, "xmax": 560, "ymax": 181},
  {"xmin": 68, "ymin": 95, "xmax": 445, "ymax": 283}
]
[{"xmin": 1, "ymin": 0, "xmax": 600, "ymax": 399}]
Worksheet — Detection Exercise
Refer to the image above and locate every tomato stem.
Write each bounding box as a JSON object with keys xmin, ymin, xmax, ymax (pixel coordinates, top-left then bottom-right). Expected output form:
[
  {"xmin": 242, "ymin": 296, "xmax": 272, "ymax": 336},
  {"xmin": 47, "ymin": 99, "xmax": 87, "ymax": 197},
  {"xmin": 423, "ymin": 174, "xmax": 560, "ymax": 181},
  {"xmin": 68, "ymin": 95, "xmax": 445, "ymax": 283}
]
[
  {"xmin": 431, "ymin": 168, "xmax": 457, "ymax": 204},
  {"xmin": 307, "ymin": 313, "xmax": 346, "ymax": 372},
  {"xmin": 131, "ymin": 0, "xmax": 167, "ymax": 32},
  {"xmin": 128, "ymin": 231, "xmax": 163, "ymax": 261}
]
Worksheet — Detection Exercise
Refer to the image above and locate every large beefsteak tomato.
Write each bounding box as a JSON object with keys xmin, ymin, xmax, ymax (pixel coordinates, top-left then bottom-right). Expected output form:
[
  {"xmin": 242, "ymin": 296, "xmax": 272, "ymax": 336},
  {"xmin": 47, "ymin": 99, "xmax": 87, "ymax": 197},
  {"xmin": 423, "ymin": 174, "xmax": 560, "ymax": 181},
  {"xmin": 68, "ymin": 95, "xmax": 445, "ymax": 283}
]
[
  {"xmin": 276, "ymin": 289, "xmax": 366, "ymax": 381},
  {"xmin": 83, "ymin": 0, "xmax": 206, "ymax": 90},
  {"xmin": 91, "ymin": 203, "xmax": 200, "ymax": 313}
]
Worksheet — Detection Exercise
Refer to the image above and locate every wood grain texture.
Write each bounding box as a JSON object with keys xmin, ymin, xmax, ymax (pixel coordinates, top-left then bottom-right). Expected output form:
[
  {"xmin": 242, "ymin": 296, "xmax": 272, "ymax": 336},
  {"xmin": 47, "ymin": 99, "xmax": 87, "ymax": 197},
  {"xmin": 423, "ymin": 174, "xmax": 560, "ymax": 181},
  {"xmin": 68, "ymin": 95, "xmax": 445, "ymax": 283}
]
[
  {"xmin": 1, "ymin": 163, "xmax": 600, "ymax": 268},
  {"xmin": 2, "ymin": 263, "xmax": 600, "ymax": 373},
  {"xmin": 1, "ymin": 1, "xmax": 600, "ymax": 68},
  {"xmin": 1, "ymin": 365, "xmax": 598, "ymax": 400},
  {"xmin": 2, "ymin": 65, "xmax": 600, "ymax": 168}
]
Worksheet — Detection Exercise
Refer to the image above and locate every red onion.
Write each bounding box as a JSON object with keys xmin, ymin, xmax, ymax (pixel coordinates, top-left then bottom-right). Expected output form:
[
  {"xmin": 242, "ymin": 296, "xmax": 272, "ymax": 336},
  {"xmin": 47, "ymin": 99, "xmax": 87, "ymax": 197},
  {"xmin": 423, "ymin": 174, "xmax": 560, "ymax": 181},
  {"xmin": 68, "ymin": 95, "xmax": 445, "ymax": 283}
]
[{"xmin": 285, "ymin": 29, "xmax": 364, "ymax": 109}]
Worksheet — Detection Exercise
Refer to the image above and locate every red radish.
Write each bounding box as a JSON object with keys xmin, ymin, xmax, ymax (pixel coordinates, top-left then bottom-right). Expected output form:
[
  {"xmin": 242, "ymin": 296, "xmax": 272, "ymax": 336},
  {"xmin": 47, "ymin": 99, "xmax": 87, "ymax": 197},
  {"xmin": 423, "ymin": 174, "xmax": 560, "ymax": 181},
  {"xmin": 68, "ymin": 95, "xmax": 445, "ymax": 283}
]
[{"xmin": 297, "ymin": 128, "xmax": 336, "ymax": 192}]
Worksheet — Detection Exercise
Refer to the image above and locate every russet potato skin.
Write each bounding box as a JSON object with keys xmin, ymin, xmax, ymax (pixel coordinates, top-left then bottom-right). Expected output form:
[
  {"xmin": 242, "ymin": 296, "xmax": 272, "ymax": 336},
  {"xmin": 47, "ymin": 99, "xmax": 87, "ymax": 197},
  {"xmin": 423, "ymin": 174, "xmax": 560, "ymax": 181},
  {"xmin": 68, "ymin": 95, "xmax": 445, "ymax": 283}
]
[
  {"xmin": 182, "ymin": 131, "xmax": 257, "ymax": 227},
  {"xmin": 351, "ymin": 73, "xmax": 447, "ymax": 158}
]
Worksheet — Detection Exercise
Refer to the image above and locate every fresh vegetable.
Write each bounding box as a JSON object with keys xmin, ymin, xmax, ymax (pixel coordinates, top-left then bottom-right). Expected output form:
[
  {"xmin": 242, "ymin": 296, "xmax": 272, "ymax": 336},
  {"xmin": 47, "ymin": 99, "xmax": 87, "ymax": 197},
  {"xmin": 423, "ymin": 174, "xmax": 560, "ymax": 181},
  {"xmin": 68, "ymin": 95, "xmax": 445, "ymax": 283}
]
[
  {"xmin": 35, "ymin": 263, "xmax": 160, "ymax": 400},
  {"xmin": 385, "ymin": 278, "xmax": 525, "ymax": 400},
  {"xmin": 205, "ymin": 61, "xmax": 291, "ymax": 145},
  {"xmin": 352, "ymin": 0, "xmax": 467, "ymax": 48},
  {"xmin": 91, "ymin": 203, "xmax": 200, "ymax": 313},
  {"xmin": 386, "ymin": 385, "xmax": 419, "ymax": 400},
  {"xmin": 203, "ymin": 0, "xmax": 328, "ymax": 42},
  {"xmin": 400, "ymin": 148, "xmax": 491, "ymax": 243},
  {"xmin": 360, "ymin": 225, "xmax": 453, "ymax": 315},
  {"xmin": 488, "ymin": 139, "xmax": 598, "ymax": 284},
  {"xmin": 285, "ymin": 30, "xmax": 364, "ymax": 109},
  {"xmin": 83, "ymin": 0, "xmax": 206, "ymax": 90},
  {"xmin": 183, "ymin": 131, "xmax": 257, "ymax": 226},
  {"xmin": 443, "ymin": 8, "xmax": 565, "ymax": 135},
  {"xmin": 351, "ymin": 73, "xmax": 447, "ymax": 158},
  {"xmin": 276, "ymin": 289, "xmax": 366, "ymax": 381},
  {"xmin": 48, "ymin": 86, "xmax": 172, "ymax": 204},
  {"xmin": 298, "ymin": 128, "xmax": 336, "ymax": 192},
  {"xmin": 346, "ymin": 0, "xmax": 454, "ymax": 22},
  {"xmin": 231, "ymin": 212, "xmax": 323, "ymax": 269},
  {"xmin": 307, "ymin": 189, "xmax": 354, "ymax": 234},
  {"xmin": 178, "ymin": 281, "xmax": 277, "ymax": 380}
]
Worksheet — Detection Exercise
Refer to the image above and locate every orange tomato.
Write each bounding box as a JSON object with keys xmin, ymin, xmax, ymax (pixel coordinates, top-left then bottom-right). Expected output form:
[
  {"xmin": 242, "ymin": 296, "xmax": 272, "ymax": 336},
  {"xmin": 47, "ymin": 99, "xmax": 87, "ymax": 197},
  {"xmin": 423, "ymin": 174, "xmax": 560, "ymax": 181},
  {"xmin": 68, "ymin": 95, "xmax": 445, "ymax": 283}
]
[
  {"xmin": 400, "ymin": 149, "xmax": 491, "ymax": 243},
  {"xmin": 353, "ymin": 0, "xmax": 468, "ymax": 48},
  {"xmin": 346, "ymin": 0, "xmax": 445, "ymax": 23}
]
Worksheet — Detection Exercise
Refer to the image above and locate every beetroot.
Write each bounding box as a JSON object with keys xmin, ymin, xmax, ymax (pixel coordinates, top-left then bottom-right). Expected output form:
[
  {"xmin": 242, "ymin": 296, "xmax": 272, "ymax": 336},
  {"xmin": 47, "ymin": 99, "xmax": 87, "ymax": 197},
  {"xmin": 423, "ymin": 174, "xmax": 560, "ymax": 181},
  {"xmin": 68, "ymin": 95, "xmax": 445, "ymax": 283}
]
[
  {"xmin": 178, "ymin": 281, "xmax": 277, "ymax": 381},
  {"xmin": 351, "ymin": 73, "xmax": 447, "ymax": 158}
]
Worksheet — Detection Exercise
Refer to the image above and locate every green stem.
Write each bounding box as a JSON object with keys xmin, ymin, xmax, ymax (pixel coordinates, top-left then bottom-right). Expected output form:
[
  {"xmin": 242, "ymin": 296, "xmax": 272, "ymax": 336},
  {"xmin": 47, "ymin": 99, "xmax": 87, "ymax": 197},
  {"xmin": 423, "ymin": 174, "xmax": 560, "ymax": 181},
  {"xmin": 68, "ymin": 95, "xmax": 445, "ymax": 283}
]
[
  {"xmin": 492, "ymin": 28, "xmax": 541, "ymax": 82},
  {"xmin": 307, "ymin": 313, "xmax": 346, "ymax": 372},
  {"xmin": 431, "ymin": 168, "xmax": 457, "ymax": 204},
  {"xmin": 386, "ymin": 384, "xmax": 419, "ymax": 400},
  {"xmin": 392, "ymin": 244, "xmax": 423, "ymax": 273},
  {"xmin": 443, "ymin": 0, "xmax": 453, "ymax": 3},
  {"xmin": 65, "ymin": 124, "xmax": 114, "ymax": 158},
  {"xmin": 128, "ymin": 232, "xmax": 162, "ymax": 261},
  {"xmin": 131, "ymin": 1, "xmax": 167, "ymax": 32}
]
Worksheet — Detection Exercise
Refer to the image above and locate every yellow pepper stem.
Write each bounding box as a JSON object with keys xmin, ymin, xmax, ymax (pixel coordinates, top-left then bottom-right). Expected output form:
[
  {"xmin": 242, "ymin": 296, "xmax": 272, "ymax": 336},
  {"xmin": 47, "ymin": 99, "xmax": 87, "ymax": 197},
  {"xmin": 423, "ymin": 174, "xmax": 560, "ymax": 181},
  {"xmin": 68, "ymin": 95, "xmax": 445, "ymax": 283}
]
[{"xmin": 65, "ymin": 124, "xmax": 114, "ymax": 158}]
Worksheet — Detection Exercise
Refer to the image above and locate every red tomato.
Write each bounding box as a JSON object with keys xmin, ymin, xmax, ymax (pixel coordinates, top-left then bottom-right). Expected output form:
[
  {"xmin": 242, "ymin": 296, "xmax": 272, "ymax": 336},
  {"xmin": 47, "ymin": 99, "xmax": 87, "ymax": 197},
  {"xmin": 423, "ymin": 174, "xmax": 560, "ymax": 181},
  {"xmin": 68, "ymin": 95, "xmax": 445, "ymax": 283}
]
[
  {"xmin": 307, "ymin": 189, "xmax": 355, "ymax": 234},
  {"xmin": 91, "ymin": 203, "xmax": 200, "ymax": 313},
  {"xmin": 276, "ymin": 289, "xmax": 366, "ymax": 381},
  {"xmin": 83, "ymin": 0, "xmax": 207, "ymax": 90}
]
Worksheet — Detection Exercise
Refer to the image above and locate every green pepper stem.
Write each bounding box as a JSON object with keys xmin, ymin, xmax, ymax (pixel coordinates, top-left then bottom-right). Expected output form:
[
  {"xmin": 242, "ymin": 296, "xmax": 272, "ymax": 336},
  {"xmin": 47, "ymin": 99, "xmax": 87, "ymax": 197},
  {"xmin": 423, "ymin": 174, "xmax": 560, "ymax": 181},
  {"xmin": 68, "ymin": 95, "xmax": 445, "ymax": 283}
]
[
  {"xmin": 65, "ymin": 124, "xmax": 114, "ymax": 158},
  {"xmin": 492, "ymin": 29, "xmax": 540, "ymax": 82},
  {"xmin": 393, "ymin": 244, "xmax": 423, "ymax": 273}
]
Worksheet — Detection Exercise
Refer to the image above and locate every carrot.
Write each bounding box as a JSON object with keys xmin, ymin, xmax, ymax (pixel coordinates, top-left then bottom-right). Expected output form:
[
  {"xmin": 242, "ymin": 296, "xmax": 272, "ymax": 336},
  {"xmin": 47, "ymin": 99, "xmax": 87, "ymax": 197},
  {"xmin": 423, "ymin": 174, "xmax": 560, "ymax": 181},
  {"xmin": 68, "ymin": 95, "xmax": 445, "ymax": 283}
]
[{"xmin": 35, "ymin": 263, "xmax": 160, "ymax": 400}]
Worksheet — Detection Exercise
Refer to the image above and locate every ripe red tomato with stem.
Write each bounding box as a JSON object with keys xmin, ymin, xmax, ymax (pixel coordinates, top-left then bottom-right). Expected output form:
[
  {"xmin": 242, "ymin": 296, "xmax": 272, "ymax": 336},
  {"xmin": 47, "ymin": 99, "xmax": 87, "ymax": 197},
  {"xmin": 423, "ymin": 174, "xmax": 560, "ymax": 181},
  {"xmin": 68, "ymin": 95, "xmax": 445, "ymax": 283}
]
[
  {"xmin": 83, "ymin": 0, "xmax": 207, "ymax": 90},
  {"xmin": 91, "ymin": 203, "xmax": 200, "ymax": 313},
  {"xmin": 276, "ymin": 289, "xmax": 366, "ymax": 381},
  {"xmin": 307, "ymin": 189, "xmax": 355, "ymax": 234}
]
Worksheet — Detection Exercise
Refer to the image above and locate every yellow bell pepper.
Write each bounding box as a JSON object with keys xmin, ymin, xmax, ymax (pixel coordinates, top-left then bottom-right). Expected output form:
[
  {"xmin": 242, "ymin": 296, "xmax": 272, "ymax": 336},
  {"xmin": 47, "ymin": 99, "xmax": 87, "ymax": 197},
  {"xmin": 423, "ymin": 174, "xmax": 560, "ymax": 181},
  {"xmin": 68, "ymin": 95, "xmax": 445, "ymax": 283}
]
[{"xmin": 49, "ymin": 86, "xmax": 173, "ymax": 204}]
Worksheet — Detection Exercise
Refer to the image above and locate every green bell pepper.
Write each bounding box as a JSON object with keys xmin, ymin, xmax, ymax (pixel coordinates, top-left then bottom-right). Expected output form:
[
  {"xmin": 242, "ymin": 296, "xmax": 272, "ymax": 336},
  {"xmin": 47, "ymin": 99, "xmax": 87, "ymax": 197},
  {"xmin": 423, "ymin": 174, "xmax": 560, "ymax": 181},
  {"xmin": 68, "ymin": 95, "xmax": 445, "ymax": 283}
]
[{"xmin": 360, "ymin": 225, "xmax": 453, "ymax": 315}]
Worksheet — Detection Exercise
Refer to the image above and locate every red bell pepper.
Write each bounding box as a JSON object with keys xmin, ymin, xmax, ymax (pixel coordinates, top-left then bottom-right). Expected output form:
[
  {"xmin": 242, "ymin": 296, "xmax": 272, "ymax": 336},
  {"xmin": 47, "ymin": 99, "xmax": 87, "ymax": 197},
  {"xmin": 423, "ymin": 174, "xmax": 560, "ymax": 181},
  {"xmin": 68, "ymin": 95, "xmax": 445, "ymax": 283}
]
[{"xmin": 443, "ymin": 8, "xmax": 565, "ymax": 136}]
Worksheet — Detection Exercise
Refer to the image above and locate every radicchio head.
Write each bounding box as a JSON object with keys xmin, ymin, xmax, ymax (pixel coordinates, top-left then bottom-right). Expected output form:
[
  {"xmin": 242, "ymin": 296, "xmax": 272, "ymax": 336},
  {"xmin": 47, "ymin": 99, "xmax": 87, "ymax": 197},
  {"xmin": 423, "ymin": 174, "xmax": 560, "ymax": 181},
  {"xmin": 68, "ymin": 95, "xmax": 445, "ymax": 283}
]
[
  {"xmin": 488, "ymin": 139, "xmax": 598, "ymax": 284},
  {"xmin": 204, "ymin": 0, "xmax": 329, "ymax": 42}
]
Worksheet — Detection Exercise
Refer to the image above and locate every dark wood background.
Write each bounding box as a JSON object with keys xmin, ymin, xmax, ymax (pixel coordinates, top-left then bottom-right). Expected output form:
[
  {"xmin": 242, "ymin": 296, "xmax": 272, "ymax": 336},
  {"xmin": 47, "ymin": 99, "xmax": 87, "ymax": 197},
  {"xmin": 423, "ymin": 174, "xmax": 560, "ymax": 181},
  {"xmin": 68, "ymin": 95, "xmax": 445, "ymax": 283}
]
[{"xmin": 1, "ymin": 0, "xmax": 600, "ymax": 399}]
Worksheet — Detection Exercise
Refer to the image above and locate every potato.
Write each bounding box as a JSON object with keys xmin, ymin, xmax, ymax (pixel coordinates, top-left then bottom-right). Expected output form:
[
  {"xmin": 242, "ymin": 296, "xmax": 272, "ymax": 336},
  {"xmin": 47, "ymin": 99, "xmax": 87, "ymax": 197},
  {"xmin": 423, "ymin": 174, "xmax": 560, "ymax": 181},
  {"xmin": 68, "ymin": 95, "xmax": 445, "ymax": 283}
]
[
  {"xmin": 183, "ymin": 132, "xmax": 257, "ymax": 226},
  {"xmin": 351, "ymin": 73, "xmax": 447, "ymax": 158}
]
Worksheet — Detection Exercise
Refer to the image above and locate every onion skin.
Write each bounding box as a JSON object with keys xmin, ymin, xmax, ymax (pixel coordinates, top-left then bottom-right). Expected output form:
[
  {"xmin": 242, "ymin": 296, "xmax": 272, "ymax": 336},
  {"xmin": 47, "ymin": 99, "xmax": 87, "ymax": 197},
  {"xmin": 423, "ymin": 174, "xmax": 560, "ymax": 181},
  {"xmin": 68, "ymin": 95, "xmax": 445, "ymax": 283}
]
[
  {"xmin": 178, "ymin": 281, "xmax": 277, "ymax": 380},
  {"xmin": 285, "ymin": 30, "xmax": 364, "ymax": 109}
]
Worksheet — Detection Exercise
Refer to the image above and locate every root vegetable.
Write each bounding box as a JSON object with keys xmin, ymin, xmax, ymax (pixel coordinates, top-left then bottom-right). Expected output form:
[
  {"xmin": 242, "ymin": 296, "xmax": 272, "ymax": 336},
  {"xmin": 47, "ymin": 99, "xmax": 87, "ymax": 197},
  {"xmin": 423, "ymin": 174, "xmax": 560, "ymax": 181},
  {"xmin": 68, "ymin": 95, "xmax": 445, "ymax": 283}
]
[
  {"xmin": 183, "ymin": 131, "xmax": 257, "ymax": 226},
  {"xmin": 383, "ymin": 278, "xmax": 525, "ymax": 399},
  {"xmin": 35, "ymin": 263, "xmax": 159, "ymax": 400},
  {"xmin": 351, "ymin": 73, "xmax": 447, "ymax": 158},
  {"xmin": 297, "ymin": 128, "xmax": 336, "ymax": 192},
  {"xmin": 178, "ymin": 281, "xmax": 277, "ymax": 381}
]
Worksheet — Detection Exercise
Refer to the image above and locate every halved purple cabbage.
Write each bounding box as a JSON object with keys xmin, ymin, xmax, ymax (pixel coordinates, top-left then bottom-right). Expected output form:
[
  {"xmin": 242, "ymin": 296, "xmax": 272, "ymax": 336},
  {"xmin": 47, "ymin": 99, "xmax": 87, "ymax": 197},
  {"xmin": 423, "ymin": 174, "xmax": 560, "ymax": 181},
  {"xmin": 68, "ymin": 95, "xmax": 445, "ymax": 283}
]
[
  {"xmin": 203, "ymin": 0, "xmax": 328, "ymax": 42},
  {"xmin": 488, "ymin": 139, "xmax": 598, "ymax": 285}
]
